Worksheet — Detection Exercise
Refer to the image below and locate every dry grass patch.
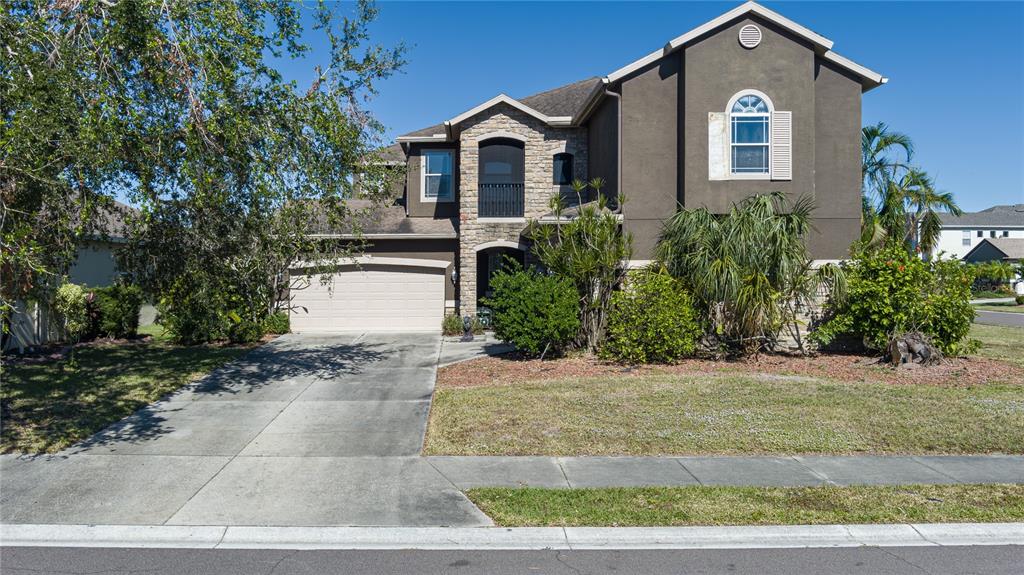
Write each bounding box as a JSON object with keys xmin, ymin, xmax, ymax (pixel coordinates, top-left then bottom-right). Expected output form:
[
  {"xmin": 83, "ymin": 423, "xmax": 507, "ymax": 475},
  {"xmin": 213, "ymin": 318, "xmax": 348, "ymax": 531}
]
[{"xmin": 425, "ymin": 373, "xmax": 1024, "ymax": 456}]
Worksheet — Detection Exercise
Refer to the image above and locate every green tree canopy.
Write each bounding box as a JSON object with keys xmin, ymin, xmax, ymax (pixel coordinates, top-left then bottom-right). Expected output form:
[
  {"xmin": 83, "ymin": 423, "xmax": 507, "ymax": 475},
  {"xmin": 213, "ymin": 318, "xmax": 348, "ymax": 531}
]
[{"xmin": 2, "ymin": 0, "xmax": 404, "ymax": 339}]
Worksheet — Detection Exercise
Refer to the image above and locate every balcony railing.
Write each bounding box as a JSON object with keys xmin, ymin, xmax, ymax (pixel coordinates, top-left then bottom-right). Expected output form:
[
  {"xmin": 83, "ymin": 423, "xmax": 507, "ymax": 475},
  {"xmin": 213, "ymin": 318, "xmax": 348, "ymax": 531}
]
[{"xmin": 478, "ymin": 183, "xmax": 524, "ymax": 218}]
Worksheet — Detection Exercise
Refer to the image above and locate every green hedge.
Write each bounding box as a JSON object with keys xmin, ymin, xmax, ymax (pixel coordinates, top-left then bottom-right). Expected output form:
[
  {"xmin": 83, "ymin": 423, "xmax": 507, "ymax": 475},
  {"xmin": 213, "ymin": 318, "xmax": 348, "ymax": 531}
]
[
  {"xmin": 484, "ymin": 265, "xmax": 579, "ymax": 357},
  {"xmin": 813, "ymin": 246, "xmax": 976, "ymax": 355},
  {"xmin": 87, "ymin": 285, "xmax": 144, "ymax": 339},
  {"xmin": 601, "ymin": 270, "xmax": 701, "ymax": 364}
]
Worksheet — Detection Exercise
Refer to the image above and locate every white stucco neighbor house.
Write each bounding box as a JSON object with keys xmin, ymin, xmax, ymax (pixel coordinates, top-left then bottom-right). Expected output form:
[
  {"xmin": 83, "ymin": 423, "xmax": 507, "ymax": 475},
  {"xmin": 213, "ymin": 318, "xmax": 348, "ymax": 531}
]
[{"xmin": 930, "ymin": 203, "xmax": 1024, "ymax": 260}]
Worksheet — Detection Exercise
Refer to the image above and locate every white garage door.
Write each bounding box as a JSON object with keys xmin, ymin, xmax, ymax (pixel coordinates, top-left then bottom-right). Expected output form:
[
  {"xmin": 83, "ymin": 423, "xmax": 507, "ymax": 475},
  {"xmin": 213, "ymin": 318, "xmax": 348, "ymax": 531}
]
[{"xmin": 290, "ymin": 263, "xmax": 445, "ymax": 333}]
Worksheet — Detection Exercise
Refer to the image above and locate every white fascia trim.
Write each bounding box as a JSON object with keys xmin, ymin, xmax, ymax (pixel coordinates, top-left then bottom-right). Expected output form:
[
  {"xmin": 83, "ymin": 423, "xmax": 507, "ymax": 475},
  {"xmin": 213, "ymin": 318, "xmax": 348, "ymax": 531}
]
[
  {"xmin": 447, "ymin": 94, "xmax": 573, "ymax": 128},
  {"xmin": 603, "ymin": 2, "xmax": 838, "ymax": 90},
  {"xmin": 291, "ymin": 255, "xmax": 451, "ymax": 270},
  {"xmin": 665, "ymin": 2, "xmax": 833, "ymax": 52},
  {"xmin": 395, "ymin": 134, "xmax": 448, "ymax": 143},
  {"xmin": 821, "ymin": 50, "xmax": 887, "ymax": 86},
  {"xmin": 606, "ymin": 48, "xmax": 667, "ymax": 84}
]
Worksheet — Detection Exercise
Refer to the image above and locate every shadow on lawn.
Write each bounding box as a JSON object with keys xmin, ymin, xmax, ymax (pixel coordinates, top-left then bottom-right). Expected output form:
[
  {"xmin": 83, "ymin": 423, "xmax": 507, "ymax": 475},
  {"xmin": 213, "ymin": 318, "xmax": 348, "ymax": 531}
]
[{"xmin": 3, "ymin": 336, "xmax": 388, "ymax": 453}]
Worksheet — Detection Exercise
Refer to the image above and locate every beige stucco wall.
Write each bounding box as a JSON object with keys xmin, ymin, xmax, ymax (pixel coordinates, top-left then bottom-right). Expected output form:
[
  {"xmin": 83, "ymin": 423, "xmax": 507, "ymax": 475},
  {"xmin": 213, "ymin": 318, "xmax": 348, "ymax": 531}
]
[{"xmin": 69, "ymin": 240, "xmax": 120, "ymax": 287}]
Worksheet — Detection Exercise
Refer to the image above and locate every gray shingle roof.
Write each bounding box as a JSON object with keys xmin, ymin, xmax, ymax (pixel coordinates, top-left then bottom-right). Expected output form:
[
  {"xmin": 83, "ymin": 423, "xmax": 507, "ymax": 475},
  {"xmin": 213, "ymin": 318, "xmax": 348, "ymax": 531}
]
[
  {"xmin": 518, "ymin": 77, "xmax": 601, "ymax": 117},
  {"xmin": 981, "ymin": 238, "xmax": 1024, "ymax": 260},
  {"xmin": 940, "ymin": 204, "xmax": 1024, "ymax": 227},
  {"xmin": 398, "ymin": 77, "xmax": 601, "ymax": 139},
  {"xmin": 398, "ymin": 123, "xmax": 446, "ymax": 139},
  {"xmin": 316, "ymin": 199, "xmax": 456, "ymax": 238}
]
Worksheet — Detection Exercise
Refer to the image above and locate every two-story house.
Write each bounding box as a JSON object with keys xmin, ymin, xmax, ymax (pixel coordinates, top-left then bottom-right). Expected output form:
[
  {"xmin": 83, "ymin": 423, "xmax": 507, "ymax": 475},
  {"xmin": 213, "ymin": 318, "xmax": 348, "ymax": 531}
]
[{"xmin": 288, "ymin": 1, "xmax": 886, "ymax": 333}]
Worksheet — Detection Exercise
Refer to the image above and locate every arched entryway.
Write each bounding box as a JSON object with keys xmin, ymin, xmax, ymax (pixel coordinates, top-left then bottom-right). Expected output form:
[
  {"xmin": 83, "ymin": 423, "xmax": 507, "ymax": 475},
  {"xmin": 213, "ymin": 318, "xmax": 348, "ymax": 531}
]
[{"xmin": 474, "ymin": 241, "xmax": 526, "ymax": 306}]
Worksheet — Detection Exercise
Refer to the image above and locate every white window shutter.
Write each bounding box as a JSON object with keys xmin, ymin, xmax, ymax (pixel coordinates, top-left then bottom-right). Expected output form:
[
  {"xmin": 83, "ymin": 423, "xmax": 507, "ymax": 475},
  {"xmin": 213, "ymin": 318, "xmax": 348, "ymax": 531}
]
[
  {"xmin": 770, "ymin": 111, "xmax": 792, "ymax": 181},
  {"xmin": 708, "ymin": 112, "xmax": 728, "ymax": 180}
]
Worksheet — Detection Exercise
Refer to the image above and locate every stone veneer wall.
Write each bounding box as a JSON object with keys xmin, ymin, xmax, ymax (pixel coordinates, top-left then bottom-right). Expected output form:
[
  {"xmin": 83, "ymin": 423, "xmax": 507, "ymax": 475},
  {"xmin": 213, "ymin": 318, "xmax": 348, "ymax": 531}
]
[{"xmin": 457, "ymin": 103, "xmax": 587, "ymax": 315}]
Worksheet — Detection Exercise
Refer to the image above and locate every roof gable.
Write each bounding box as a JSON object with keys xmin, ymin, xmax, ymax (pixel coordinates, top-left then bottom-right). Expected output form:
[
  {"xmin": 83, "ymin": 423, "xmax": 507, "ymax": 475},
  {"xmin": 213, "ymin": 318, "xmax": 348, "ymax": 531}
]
[{"xmin": 398, "ymin": 1, "xmax": 885, "ymax": 140}]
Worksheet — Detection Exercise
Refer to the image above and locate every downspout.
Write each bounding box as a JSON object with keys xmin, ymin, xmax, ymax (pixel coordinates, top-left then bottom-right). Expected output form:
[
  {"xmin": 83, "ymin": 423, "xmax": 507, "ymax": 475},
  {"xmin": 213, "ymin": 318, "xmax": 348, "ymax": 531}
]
[{"xmin": 603, "ymin": 88, "xmax": 622, "ymax": 210}]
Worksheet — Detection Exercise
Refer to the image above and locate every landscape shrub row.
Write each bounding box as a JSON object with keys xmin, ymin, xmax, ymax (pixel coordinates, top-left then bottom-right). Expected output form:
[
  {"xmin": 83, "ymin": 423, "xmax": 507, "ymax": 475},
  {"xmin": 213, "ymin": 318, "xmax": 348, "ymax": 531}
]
[
  {"xmin": 52, "ymin": 281, "xmax": 143, "ymax": 342},
  {"xmin": 485, "ymin": 192, "xmax": 978, "ymax": 364}
]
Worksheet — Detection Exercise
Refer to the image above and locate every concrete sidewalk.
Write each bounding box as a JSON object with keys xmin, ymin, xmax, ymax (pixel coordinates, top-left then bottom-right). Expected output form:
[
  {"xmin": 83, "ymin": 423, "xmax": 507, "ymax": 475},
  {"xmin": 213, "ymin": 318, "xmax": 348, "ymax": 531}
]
[{"xmin": 426, "ymin": 455, "xmax": 1024, "ymax": 489}]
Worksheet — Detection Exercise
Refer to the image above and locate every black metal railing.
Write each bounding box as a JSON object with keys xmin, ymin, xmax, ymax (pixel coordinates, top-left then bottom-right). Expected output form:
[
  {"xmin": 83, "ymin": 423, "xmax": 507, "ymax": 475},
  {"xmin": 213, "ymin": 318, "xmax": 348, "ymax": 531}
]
[{"xmin": 478, "ymin": 183, "xmax": 525, "ymax": 218}]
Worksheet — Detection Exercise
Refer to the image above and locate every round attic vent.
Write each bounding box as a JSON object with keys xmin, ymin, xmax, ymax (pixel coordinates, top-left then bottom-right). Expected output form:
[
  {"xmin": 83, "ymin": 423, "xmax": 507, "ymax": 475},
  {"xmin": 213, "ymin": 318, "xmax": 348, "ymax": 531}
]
[{"xmin": 738, "ymin": 24, "xmax": 762, "ymax": 49}]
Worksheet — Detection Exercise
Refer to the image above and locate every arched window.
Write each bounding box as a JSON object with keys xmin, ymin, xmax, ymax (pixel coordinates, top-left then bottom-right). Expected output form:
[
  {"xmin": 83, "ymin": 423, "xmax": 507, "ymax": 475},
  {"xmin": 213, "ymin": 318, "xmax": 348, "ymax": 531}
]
[
  {"xmin": 553, "ymin": 152, "xmax": 574, "ymax": 185},
  {"xmin": 478, "ymin": 138, "xmax": 525, "ymax": 218},
  {"xmin": 728, "ymin": 92, "xmax": 772, "ymax": 175}
]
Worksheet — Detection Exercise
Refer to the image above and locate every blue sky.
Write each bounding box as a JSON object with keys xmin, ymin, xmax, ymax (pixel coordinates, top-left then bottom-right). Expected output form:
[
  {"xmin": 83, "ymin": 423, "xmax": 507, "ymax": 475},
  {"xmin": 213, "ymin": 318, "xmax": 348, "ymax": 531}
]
[{"xmin": 292, "ymin": 1, "xmax": 1023, "ymax": 212}]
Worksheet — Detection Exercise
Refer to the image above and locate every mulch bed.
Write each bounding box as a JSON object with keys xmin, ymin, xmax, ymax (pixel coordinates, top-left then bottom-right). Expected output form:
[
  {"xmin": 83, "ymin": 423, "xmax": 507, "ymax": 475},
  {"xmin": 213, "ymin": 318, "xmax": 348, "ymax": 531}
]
[{"xmin": 437, "ymin": 351, "xmax": 1023, "ymax": 389}]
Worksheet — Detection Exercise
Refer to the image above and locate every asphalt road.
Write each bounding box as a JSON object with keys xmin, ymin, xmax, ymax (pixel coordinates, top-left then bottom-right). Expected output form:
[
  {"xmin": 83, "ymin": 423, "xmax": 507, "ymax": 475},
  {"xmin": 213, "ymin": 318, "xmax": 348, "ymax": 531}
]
[
  {"xmin": 3, "ymin": 546, "xmax": 1023, "ymax": 574},
  {"xmin": 974, "ymin": 310, "xmax": 1024, "ymax": 327}
]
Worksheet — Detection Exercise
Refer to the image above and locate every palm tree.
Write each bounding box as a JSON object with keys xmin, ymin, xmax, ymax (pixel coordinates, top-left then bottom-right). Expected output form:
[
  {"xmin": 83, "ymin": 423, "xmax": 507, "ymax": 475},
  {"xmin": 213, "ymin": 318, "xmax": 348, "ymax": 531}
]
[
  {"xmin": 861, "ymin": 123, "xmax": 914, "ymax": 246},
  {"xmin": 862, "ymin": 122, "xmax": 914, "ymax": 202},
  {"xmin": 656, "ymin": 192, "xmax": 845, "ymax": 354},
  {"xmin": 877, "ymin": 168, "xmax": 962, "ymax": 255}
]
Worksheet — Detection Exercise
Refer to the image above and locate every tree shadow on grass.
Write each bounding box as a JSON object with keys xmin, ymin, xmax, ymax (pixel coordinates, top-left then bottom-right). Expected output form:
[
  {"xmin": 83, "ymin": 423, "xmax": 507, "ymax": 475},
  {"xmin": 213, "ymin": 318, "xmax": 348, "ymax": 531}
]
[{"xmin": 2, "ymin": 335, "xmax": 390, "ymax": 453}]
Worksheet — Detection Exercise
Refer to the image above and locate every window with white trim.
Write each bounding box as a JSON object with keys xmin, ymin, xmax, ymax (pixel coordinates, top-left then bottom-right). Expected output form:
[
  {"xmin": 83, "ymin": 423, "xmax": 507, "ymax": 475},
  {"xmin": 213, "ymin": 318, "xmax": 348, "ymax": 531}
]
[
  {"xmin": 730, "ymin": 94, "xmax": 770, "ymax": 174},
  {"xmin": 708, "ymin": 90, "xmax": 790, "ymax": 181},
  {"xmin": 962, "ymin": 230, "xmax": 971, "ymax": 246},
  {"xmin": 421, "ymin": 149, "xmax": 453, "ymax": 202}
]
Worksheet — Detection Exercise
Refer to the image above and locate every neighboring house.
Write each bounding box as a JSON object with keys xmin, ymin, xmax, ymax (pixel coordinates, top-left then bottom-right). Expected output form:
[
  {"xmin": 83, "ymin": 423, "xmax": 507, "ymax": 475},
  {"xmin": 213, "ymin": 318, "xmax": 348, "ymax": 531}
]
[
  {"xmin": 289, "ymin": 1, "xmax": 887, "ymax": 333},
  {"xmin": 963, "ymin": 237, "xmax": 1024, "ymax": 295},
  {"xmin": 931, "ymin": 204, "xmax": 1024, "ymax": 260},
  {"xmin": 4, "ymin": 202, "xmax": 134, "ymax": 351},
  {"xmin": 963, "ymin": 238, "xmax": 1024, "ymax": 264}
]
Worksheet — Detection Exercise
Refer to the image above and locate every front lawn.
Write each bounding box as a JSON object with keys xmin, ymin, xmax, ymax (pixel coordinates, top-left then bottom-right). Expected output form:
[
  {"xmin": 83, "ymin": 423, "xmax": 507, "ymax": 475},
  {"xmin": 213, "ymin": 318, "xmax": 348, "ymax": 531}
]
[
  {"xmin": 424, "ymin": 324, "xmax": 1024, "ymax": 457},
  {"xmin": 1, "ymin": 338, "xmax": 254, "ymax": 453},
  {"xmin": 467, "ymin": 484, "xmax": 1024, "ymax": 527},
  {"xmin": 970, "ymin": 323, "xmax": 1024, "ymax": 367}
]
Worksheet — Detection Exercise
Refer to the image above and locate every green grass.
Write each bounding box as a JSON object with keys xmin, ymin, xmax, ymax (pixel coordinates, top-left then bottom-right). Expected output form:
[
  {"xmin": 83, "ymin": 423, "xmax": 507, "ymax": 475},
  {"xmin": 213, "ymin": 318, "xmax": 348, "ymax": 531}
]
[
  {"xmin": 425, "ymin": 374, "xmax": 1024, "ymax": 456},
  {"xmin": 970, "ymin": 323, "xmax": 1024, "ymax": 367},
  {"xmin": 974, "ymin": 302, "xmax": 1024, "ymax": 314},
  {"xmin": 467, "ymin": 484, "xmax": 1024, "ymax": 526},
  {"xmin": 1, "ymin": 338, "xmax": 253, "ymax": 453}
]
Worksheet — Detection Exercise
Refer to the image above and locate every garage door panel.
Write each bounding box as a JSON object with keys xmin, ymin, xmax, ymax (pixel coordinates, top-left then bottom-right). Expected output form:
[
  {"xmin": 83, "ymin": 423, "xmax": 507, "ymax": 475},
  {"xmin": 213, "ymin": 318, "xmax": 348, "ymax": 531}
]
[{"xmin": 290, "ymin": 265, "xmax": 444, "ymax": 333}]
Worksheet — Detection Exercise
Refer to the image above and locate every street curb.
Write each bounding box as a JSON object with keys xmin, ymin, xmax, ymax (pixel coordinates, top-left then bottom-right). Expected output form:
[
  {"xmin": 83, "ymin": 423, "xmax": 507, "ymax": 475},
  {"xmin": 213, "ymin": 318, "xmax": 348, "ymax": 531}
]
[{"xmin": 3, "ymin": 523, "xmax": 1022, "ymax": 550}]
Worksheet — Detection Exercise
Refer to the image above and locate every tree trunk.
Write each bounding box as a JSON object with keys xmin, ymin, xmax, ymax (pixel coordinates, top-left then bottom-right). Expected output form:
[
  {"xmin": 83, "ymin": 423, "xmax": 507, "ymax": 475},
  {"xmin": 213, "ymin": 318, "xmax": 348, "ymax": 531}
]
[{"xmin": 886, "ymin": 332, "xmax": 942, "ymax": 367}]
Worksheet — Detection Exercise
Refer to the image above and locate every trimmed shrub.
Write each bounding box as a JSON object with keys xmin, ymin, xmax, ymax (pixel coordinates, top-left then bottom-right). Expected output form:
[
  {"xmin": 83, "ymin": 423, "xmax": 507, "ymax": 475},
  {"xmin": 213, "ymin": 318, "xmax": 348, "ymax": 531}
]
[
  {"xmin": 442, "ymin": 313, "xmax": 464, "ymax": 336},
  {"xmin": 601, "ymin": 270, "xmax": 701, "ymax": 364},
  {"xmin": 263, "ymin": 311, "xmax": 290, "ymax": 335},
  {"xmin": 89, "ymin": 285, "xmax": 143, "ymax": 339},
  {"xmin": 228, "ymin": 318, "xmax": 264, "ymax": 343},
  {"xmin": 1016, "ymin": 295, "xmax": 1024, "ymax": 306},
  {"xmin": 813, "ymin": 246, "xmax": 976, "ymax": 355},
  {"xmin": 484, "ymin": 265, "xmax": 580, "ymax": 357},
  {"xmin": 54, "ymin": 281, "xmax": 88, "ymax": 341},
  {"xmin": 157, "ymin": 277, "xmax": 231, "ymax": 344}
]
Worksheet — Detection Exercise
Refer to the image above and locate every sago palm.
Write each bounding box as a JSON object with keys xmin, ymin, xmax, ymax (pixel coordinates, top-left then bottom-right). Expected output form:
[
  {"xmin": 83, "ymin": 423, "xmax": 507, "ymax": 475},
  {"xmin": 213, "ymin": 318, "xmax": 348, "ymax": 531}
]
[{"xmin": 656, "ymin": 192, "xmax": 845, "ymax": 354}]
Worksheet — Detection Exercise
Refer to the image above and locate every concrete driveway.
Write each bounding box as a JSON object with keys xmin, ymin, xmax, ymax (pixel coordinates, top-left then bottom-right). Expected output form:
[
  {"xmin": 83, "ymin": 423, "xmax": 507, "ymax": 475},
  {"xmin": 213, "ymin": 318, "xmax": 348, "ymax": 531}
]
[{"xmin": 0, "ymin": 333, "xmax": 490, "ymax": 527}]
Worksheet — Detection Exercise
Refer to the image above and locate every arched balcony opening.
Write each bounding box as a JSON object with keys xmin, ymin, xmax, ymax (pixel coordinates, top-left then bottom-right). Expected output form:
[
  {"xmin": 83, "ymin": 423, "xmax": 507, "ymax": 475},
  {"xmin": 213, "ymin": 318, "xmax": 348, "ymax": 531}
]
[{"xmin": 478, "ymin": 138, "xmax": 525, "ymax": 218}]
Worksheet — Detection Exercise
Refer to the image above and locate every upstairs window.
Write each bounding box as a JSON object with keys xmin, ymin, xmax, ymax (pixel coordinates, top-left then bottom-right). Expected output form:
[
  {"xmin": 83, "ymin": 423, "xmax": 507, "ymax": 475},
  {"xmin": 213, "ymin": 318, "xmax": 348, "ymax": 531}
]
[
  {"xmin": 553, "ymin": 153, "xmax": 574, "ymax": 185},
  {"xmin": 962, "ymin": 230, "xmax": 971, "ymax": 246},
  {"xmin": 730, "ymin": 94, "xmax": 770, "ymax": 175},
  {"xmin": 978, "ymin": 230, "xmax": 984, "ymax": 237},
  {"xmin": 421, "ymin": 149, "xmax": 453, "ymax": 202},
  {"xmin": 1003, "ymin": 231, "xmax": 1010, "ymax": 237}
]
